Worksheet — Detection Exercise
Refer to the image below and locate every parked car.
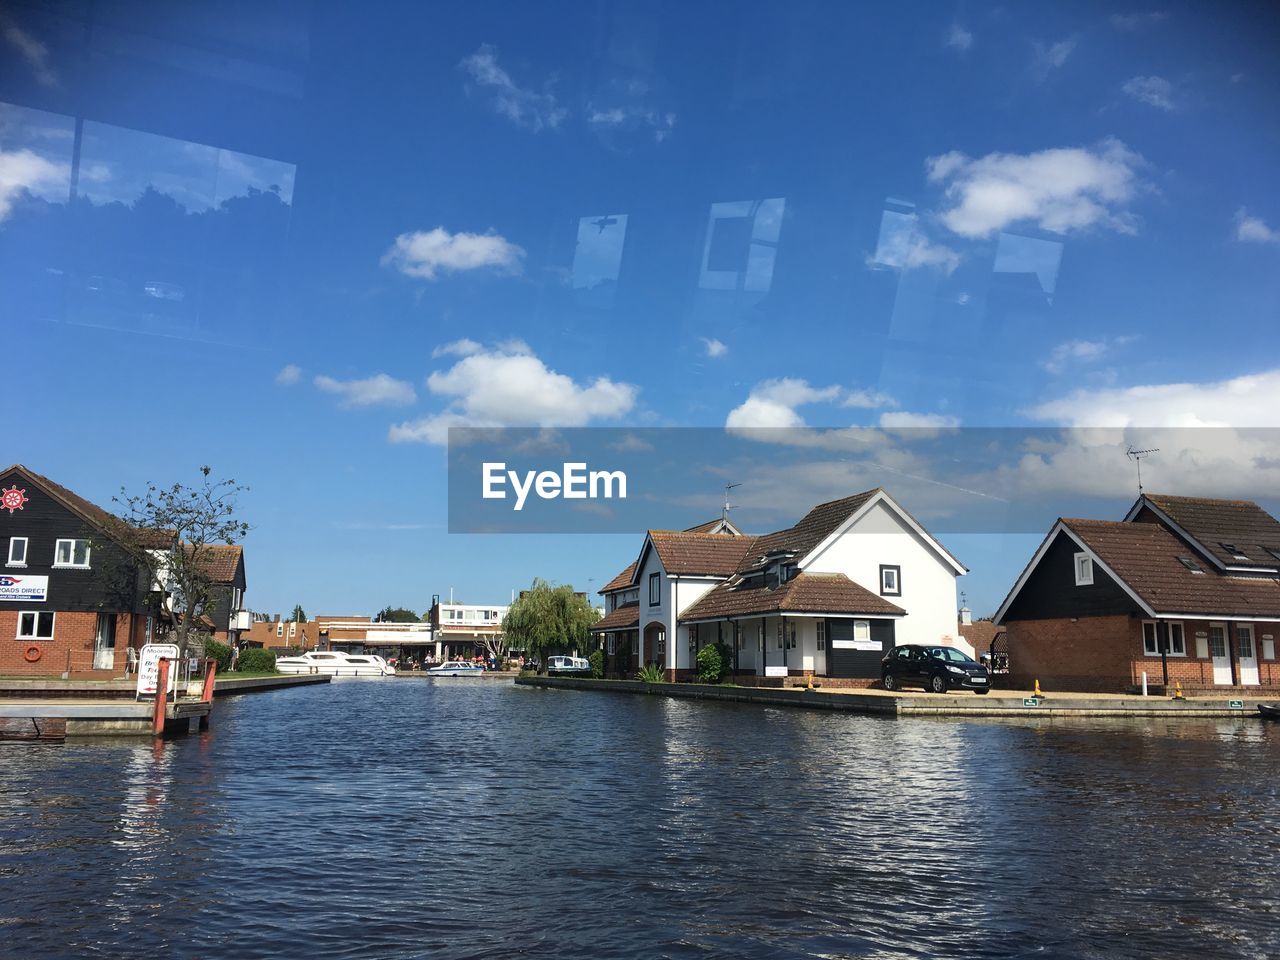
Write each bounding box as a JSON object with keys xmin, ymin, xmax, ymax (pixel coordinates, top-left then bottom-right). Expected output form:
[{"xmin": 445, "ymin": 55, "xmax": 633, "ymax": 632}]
[{"xmin": 881, "ymin": 644, "xmax": 991, "ymax": 694}]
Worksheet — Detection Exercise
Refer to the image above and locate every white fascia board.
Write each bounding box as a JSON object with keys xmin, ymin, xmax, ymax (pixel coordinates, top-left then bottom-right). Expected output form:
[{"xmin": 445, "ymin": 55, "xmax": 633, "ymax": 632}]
[{"xmin": 798, "ymin": 489, "xmax": 968, "ymax": 577}]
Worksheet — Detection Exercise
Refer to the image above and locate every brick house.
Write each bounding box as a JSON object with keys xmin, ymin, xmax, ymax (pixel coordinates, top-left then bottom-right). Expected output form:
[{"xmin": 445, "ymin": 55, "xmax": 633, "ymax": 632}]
[
  {"xmin": 1, "ymin": 464, "xmax": 165, "ymax": 678},
  {"xmin": 192, "ymin": 544, "xmax": 249, "ymax": 646},
  {"xmin": 994, "ymin": 493, "xmax": 1280, "ymax": 693},
  {"xmin": 592, "ymin": 490, "xmax": 967, "ymax": 686}
]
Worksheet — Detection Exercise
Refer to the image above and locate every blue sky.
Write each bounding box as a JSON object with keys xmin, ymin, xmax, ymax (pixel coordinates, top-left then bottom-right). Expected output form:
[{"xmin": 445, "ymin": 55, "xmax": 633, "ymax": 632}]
[{"xmin": 2, "ymin": 1, "xmax": 1279, "ymax": 618}]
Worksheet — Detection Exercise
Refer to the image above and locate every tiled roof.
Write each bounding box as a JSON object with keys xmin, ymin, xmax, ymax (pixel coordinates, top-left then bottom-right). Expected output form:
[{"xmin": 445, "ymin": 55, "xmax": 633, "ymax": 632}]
[
  {"xmin": 1138, "ymin": 493, "xmax": 1280, "ymax": 570},
  {"xmin": 646, "ymin": 530, "xmax": 757, "ymax": 577},
  {"xmin": 683, "ymin": 518, "xmax": 744, "ymax": 535},
  {"xmin": 589, "ymin": 604, "xmax": 640, "ymax": 632},
  {"xmin": 958, "ymin": 618, "xmax": 1001, "ymax": 652},
  {"xmin": 735, "ymin": 489, "xmax": 881, "ymax": 572},
  {"xmin": 680, "ymin": 571, "xmax": 906, "ymax": 622},
  {"xmin": 188, "ymin": 543, "xmax": 244, "ymax": 583},
  {"xmin": 599, "ymin": 562, "xmax": 637, "ymax": 594},
  {"xmin": 1066, "ymin": 518, "xmax": 1280, "ymax": 617}
]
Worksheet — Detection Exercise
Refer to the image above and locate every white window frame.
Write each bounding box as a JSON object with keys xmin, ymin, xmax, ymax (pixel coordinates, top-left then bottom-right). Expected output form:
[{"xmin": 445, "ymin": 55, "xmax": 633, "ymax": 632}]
[
  {"xmin": 53, "ymin": 538, "xmax": 91, "ymax": 568},
  {"xmin": 1143, "ymin": 621, "xmax": 1186, "ymax": 657},
  {"xmin": 786, "ymin": 622, "xmax": 797, "ymax": 650},
  {"xmin": 816, "ymin": 620, "xmax": 826, "ymax": 651},
  {"xmin": 853, "ymin": 620, "xmax": 870, "ymax": 643},
  {"xmin": 276, "ymin": 622, "xmax": 284, "ymax": 637},
  {"xmin": 7, "ymin": 536, "xmax": 27, "ymax": 567},
  {"xmin": 17, "ymin": 610, "xmax": 55, "ymax": 640},
  {"xmin": 606, "ymin": 635, "xmax": 616, "ymax": 655},
  {"xmin": 1073, "ymin": 552, "xmax": 1093, "ymax": 586},
  {"xmin": 879, "ymin": 564, "xmax": 901, "ymax": 596},
  {"xmin": 289, "ymin": 622, "xmax": 297, "ymax": 637},
  {"xmin": 232, "ymin": 587, "xmax": 242, "ymax": 609}
]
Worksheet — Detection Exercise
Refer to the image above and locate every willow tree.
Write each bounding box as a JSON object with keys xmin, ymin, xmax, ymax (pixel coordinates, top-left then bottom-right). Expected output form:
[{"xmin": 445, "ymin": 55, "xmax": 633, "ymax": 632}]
[{"xmin": 502, "ymin": 579, "xmax": 600, "ymax": 661}]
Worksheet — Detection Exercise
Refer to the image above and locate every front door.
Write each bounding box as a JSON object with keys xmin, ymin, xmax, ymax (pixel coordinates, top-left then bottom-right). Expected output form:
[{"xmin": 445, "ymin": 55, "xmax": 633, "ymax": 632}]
[
  {"xmin": 1236, "ymin": 624, "xmax": 1259, "ymax": 686},
  {"xmin": 94, "ymin": 613, "xmax": 117, "ymax": 671},
  {"xmin": 1208, "ymin": 623, "xmax": 1232, "ymax": 685}
]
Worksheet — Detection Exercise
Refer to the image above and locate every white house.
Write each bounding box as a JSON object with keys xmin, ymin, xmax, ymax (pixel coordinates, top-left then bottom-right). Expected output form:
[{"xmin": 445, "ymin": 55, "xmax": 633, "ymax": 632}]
[{"xmin": 591, "ymin": 489, "xmax": 967, "ymax": 685}]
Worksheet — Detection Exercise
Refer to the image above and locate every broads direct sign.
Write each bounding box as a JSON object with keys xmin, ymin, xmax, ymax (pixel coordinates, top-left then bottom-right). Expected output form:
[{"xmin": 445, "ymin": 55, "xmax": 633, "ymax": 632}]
[{"xmin": 0, "ymin": 575, "xmax": 48, "ymax": 602}]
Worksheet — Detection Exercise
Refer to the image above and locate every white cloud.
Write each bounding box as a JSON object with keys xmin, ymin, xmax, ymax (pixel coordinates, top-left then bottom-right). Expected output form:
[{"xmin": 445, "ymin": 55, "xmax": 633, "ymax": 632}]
[
  {"xmin": 2, "ymin": 21, "xmax": 57, "ymax": 87},
  {"xmin": 1026, "ymin": 368, "xmax": 1280, "ymax": 428},
  {"xmin": 1110, "ymin": 11, "xmax": 1167, "ymax": 30},
  {"xmin": 945, "ymin": 24, "xmax": 973, "ymax": 51},
  {"xmin": 1234, "ymin": 208, "xmax": 1280, "ymax": 244},
  {"xmin": 388, "ymin": 342, "xmax": 637, "ymax": 444},
  {"xmin": 842, "ymin": 389, "xmax": 897, "ymax": 409},
  {"xmin": 878, "ymin": 411, "xmax": 961, "ymax": 429},
  {"xmin": 701, "ymin": 337, "xmax": 728, "ymax": 359},
  {"xmin": 869, "ymin": 219, "xmax": 961, "ymax": 273},
  {"xmin": 382, "ymin": 228, "xmax": 525, "ymax": 281},
  {"xmin": 1122, "ymin": 75, "xmax": 1175, "ymax": 111},
  {"xmin": 609, "ymin": 433, "xmax": 655, "ymax": 453},
  {"xmin": 314, "ymin": 373, "xmax": 417, "ymax": 408},
  {"xmin": 459, "ymin": 44, "xmax": 568, "ymax": 132},
  {"xmin": 1042, "ymin": 338, "xmax": 1119, "ymax": 375},
  {"xmin": 587, "ymin": 105, "xmax": 677, "ymax": 143},
  {"xmin": 0, "ymin": 148, "xmax": 68, "ymax": 220},
  {"xmin": 726, "ymin": 379, "xmax": 842, "ymax": 430},
  {"xmin": 432, "ymin": 338, "xmax": 484, "ymax": 359},
  {"xmin": 275, "ymin": 364, "xmax": 302, "ymax": 386},
  {"xmin": 927, "ymin": 139, "xmax": 1144, "ymax": 238},
  {"xmin": 1032, "ymin": 38, "xmax": 1077, "ymax": 77}
]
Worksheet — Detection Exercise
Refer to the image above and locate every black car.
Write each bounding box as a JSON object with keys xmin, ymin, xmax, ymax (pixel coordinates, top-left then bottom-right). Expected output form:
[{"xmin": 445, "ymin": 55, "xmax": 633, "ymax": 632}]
[{"xmin": 881, "ymin": 644, "xmax": 991, "ymax": 694}]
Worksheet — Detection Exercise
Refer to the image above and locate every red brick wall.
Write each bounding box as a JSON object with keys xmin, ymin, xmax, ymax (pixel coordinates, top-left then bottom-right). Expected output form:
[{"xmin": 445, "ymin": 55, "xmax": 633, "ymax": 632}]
[
  {"xmin": 1, "ymin": 610, "xmax": 143, "ymax": 677},
  {"xmin": 1007, "ymin": 615, "xmax": 1280, "ymax": 692}
]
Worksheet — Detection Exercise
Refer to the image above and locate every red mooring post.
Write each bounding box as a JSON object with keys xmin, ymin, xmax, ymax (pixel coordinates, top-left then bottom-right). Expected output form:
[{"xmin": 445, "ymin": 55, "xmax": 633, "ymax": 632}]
[
  {"xmin": 199, "ymin": 657, "xmax": 217, "ymax": 730},
  {"xmin": 153, "ymin": 658, "xmax": 171, "ymax": 737}
]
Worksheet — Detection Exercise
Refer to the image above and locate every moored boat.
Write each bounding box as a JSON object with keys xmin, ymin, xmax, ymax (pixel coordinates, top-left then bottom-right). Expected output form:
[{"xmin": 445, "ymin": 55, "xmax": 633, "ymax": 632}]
[
  {"xmin": 1259, "ymin": 704, "xmax": 1280, "ymax": 721},
  {"xmin": 427, "ymin": 660, "xmax": 485, "ymax": 677},
  {"xmin": 546, "ymin": 655, "xmax": 591, "ymax": 675},
  {"xmin": 275, "ymin": 651, "xmax": 395, "ymax": 677}
]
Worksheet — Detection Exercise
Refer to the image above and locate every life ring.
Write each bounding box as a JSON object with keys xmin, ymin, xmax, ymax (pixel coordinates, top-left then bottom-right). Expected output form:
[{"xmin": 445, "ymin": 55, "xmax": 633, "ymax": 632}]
[{"xmin": 23, "ymin": 645, "xmax": 42, "ymax": 663}]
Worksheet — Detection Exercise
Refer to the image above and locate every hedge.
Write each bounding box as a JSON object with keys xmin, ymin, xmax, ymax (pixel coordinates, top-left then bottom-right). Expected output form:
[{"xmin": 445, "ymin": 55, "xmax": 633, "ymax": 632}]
[{"xmin": 236, "ymin": 648, "xmax": 277, "ymax": 673}]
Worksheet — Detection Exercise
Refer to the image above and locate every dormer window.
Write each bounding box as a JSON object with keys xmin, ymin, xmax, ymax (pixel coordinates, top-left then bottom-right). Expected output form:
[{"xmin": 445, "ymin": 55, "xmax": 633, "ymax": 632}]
[
  {"xmin": 1073, "ymin": 552, "xmax": 1093, "ymax": 586},
  {"xmin": 1268, "ymin": 548, "xmax": 1280, "ymax": 563},
  {"xmin": 879, "ymin": 564, "xmax": 901, "ymax": 596},
  {"xmin": 1177, "ymin": 556, "xmax": 1204, "ymax": 574}
]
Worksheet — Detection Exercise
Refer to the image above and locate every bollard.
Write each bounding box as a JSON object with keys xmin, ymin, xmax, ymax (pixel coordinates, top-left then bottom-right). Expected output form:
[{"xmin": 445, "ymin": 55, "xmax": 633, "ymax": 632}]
[
  {"xmin": 1033, "ymin": 678, "xmax": 1046, "ymax": 700},
  {"xmin": 1142, "ymin": 671, "xmax": 1148, "ymax": 697},
  {"xmin": 152, "ymin": 658, "xmax": 171, "ymax": 737},
  {"xmin": 1172, "ymin": 680, "xmax": 1186, "ymax": 701}
]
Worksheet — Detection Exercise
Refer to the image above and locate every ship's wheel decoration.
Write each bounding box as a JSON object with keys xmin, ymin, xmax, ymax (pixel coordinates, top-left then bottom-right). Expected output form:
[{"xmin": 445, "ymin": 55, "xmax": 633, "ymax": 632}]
[{"xmin": 1, "ymin": 485, "xmax": 27, "ymax": 514}]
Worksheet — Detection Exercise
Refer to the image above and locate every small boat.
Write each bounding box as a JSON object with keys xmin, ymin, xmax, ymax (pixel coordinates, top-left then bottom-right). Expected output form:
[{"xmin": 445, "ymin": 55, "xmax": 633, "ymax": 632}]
[
  {"xmin": 1259, "ymin": 704, "xmax": 1280, "ymax": 721},
  {"xmin": 546, "ymin": 655, "xmax": 591, "ymax": 675},
  {"xmin": 275, "ymin": 651, "xmax": 395, "ymax": 677},
  {"xmin": 427, "ymin": 660, "xmax": 485, "ymax": 677}
]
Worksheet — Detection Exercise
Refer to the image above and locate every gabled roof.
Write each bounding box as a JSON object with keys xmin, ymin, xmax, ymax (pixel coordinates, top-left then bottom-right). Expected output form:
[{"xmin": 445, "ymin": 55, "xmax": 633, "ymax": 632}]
[
  {"xmin": 598, "ymin": 562, "xmax": 637, "ymax": 594},
  {"xmin": 188, "ymin": 543, "xmax": 244, "ymax": 584},
  {"xmin": 1126, "ymin": 493, "xmax": 1280, "ymax": 571},
  {"xmin": 737, "ymin": 490, "xmax": 881, "ymax": 572},
  {"xmin": 680, "ymin": 571, "xmax": 906, "ymax": 622},
  {"xmin": 588, "ymin": 604, "xmax": 640, "ymax": 633},
  {"xmin": 958, "ymin": 618, "xmax": 1001, "ymax": 652},
  {"xmin": 1, "ymin": 463, "xmax": 173, "ymax": 549},
  {"xmin": 995, "ymin": 518, "xmax": 1280, "ymax": 623},
  {"xmin": 683, "ymin": 517, "xmax": 745, "ymax": 535},
  {"xmin": 640, "ymin": 530, "xmax": 757, "ymax": 578}
]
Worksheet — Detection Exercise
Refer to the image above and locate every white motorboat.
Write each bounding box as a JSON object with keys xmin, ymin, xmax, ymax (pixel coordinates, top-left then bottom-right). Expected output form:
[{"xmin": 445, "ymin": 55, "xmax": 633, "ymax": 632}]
[
  {"xmin": 546, "ymin": 655, "xmax": 591, "ymax": 674},
  {"xmin": 275, "ymin": 651, "xmax": 396, "ymax": 677},
  {"xmin": 427, "ymin": 660, "xmax": 485, "ymax": 677}
]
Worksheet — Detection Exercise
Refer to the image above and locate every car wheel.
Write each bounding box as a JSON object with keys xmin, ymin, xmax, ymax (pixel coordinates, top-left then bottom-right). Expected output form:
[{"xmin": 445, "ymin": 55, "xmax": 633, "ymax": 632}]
[
  {"xmin": 974, "ymin": 688, "xmax": 989, "ymax": 695},
  {"xmin": 882, "ymin": 673, "xmax": 896, "ymax": 691},
  {"xmin": 929, "ymin": 673, "xmax": 948, "ymax": 694}
]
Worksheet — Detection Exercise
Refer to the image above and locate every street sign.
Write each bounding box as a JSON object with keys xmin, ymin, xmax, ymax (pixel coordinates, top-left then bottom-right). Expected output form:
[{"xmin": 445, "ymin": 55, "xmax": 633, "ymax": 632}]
[
  {"xmin": 1023, "ymin": 697, "xmax": 1040, "ymax": 707},
  {"xmin": 1229, "ymin": 699, "xmax": 1245, "ymax": 709},
  {"xmin": 136, "ymin": 643, "xmax": 180, "ymax": 697}
]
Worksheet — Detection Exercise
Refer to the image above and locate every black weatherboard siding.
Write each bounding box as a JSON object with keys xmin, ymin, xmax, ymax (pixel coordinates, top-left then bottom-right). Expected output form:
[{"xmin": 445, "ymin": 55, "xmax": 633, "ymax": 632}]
[
  {"xmin": 826, "ymin": 618, "xmax": 895, "ymax": 678},
  {"xmin": 1002, "ymin": 530, "xmax": 1139, "ymax": 622},
  {"xmin": 0, "ymin": 470, "xmax": 149, "ymax": 614}
]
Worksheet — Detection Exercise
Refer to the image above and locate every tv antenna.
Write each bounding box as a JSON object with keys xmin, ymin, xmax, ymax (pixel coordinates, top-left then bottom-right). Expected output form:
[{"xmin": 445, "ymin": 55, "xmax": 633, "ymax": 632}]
[
  {"xmin": 722, "ymin": 482, "xmax": 741, "ymax": 522},
  {"xmin": 1126, "ymin": 446, "xmax": 1159, "ymax": 494}
]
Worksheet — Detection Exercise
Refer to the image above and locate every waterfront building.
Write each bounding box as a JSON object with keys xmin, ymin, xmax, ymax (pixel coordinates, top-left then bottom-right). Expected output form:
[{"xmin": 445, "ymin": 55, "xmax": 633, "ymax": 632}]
[
  {"xmin": 318, "ymin": 615, "xmax": 435, "ymax": 666},
  {"xmin": 193, "ymin": 544, "xmax": 249, "ymax": 647},
  {"xmin": 244, "ymin": 613, "xmax": 314, "ymax": 650},
  {"xmin": 1, "ymin": 464, "xmax": 164, "ymax": 677},
  {"xmin": 592, "ymin": 490, "xmax": 967, "ymax": 685},
  {"xmin": 426, "ymin": 599, "xmax": 508, "ymax": 660},
  {"xmin": 995, "ymin": 493, "xmax": 1280, "ymax": 693}
]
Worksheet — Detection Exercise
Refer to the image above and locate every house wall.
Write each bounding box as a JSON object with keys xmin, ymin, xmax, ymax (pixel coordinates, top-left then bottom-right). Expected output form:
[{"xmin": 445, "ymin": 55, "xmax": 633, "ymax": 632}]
[
  {"xmin": 670, "ymin": 576, "xmax": 720, "ymax": 671},
  {"xmin": 0, "ymin": 609, "xmax": 146, "ymax": 677},
  {"xmin": 803, "ymin": 499, "xmax": 960, "ymax": 647},
  {"xmin": 636, "ymin": 546, "xmax": 668, "ymax": 668},
  {"xmin": 1003, "ymin": 531, "xmax": 1139, "ymax": 622},
  {"xmin": 826, "ymin": 618, "xmax": 895, "ymax": 679}
]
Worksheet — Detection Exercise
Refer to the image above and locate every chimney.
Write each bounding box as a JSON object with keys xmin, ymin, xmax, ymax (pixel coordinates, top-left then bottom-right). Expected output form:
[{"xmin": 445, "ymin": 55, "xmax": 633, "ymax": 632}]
[{"xmin": 959, "ymin": 606, "xmax": 972, "ymax": 626}]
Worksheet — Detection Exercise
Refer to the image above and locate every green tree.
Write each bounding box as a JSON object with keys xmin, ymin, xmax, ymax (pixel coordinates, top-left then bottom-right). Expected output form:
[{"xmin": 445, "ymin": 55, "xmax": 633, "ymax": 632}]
[
  {"xmin": 376, "ymin": 606, "xmax": 419, "ymax": 623},
  {"xmin": 290, "ymin": 604, "xmax": 307, "ymax": 623},
  {"xmin": 502, "ymin": 579, "xmax": 600, "ymax": 659}
]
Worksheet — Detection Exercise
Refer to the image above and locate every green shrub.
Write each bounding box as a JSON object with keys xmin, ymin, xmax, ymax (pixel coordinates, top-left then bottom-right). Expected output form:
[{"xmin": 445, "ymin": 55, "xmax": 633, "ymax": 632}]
[
  {"xmin": 637, "ymin": 663, "xmax": 665, "ymax": 684},
  {"xmin": 588, "ymin": 649, "xmax": 605, "ymax": 679},
  {"xmin": 204, "ymin": 638, "xmax": 232, "ymax": 673},
  {"xmin": 236, "ymin": 648, "xmax": 277, "ymax": 673},
  {"xmin": 696, "ymin": 643, "xmax": 730, "ymax": 684}
]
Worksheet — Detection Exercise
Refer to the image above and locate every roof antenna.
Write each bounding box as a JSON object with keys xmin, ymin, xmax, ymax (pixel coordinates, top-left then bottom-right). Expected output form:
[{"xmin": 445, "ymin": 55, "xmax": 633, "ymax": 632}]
[
  {"xmin": 1126, "ymin": 446, "xmax": 1159, "ymax": 494},
  {"xmin": 722, "ymin": 482, "xmax": 741, "ymax": 523}
]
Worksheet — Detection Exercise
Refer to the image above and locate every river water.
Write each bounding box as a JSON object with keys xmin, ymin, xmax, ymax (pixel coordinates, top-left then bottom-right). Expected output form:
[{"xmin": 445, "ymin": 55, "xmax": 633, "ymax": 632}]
[{"xmin": 1, "ymin": 681, "xmax": 1278, "ymax": 959}]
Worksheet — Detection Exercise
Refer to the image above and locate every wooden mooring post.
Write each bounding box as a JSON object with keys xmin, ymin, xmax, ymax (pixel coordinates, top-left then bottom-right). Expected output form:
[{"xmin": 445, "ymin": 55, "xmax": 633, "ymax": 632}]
[{"xmin": 152, "ymin": 658, "xmax": 171, "ymax": 737}]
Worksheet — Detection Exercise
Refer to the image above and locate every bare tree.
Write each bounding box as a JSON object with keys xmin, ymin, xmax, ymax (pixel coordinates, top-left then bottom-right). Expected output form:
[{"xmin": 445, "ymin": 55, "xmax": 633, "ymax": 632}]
[{"xmin": 112, "ymin": 466, "xmax": 250, "ymax": 658}]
